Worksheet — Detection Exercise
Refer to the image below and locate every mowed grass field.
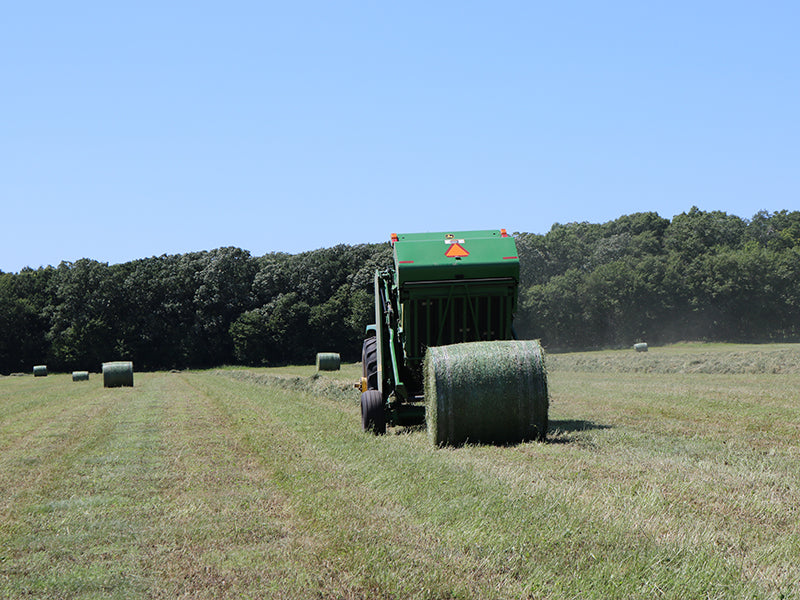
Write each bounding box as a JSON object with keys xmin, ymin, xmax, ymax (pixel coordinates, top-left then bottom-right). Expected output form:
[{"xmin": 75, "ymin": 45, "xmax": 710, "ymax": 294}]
[{"xmin": 1, "ymin": 345, "xmax": 799, "ymax": 599}]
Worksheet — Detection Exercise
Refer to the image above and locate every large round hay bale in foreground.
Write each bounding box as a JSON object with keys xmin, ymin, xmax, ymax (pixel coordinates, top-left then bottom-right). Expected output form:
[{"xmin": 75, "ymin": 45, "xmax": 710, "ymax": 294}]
[
  {"xmin": 634, "ymin": 342, "xmax": 648, "ymax": 352},
  {"xmin": 102, "ymin": 361, "xmax": 134, "ymax": 387},
  {"xmin": 33, "ymin": 365, "xmax": 47, "ymax": 377},
  {"xmin": 316, "ymin": 352, "xmax": 341, "ymax": 371},
  {"xmin": 425, "ymin": 340, "xmax": 548, "ymax": 446},
  {"xmin": 72, "ymin": 371, "xmax": 89, "ymax": 382}
]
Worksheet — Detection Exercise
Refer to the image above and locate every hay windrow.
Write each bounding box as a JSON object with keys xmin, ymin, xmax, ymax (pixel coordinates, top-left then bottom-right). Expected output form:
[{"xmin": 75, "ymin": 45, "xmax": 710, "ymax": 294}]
[
  {"xmin": 219, "ymin": 370, "xmax": 356, "ymax": 402},
  {"xmin": 424, "ymin": 340, "xmax": 549, "ymax": 446}
]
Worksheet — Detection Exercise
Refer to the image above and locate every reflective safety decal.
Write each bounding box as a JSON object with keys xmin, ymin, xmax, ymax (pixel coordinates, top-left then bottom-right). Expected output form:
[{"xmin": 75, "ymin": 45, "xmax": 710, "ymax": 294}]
[{"xmin": 445, "ymin": 243, "xmax": 469, "ymax": 258}]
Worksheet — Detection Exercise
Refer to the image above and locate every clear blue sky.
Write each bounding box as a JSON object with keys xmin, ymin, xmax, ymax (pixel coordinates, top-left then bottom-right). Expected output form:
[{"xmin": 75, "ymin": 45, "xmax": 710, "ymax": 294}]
[{"xmin": 2, "ymin": 1, "xmax": 798, "ymax": 273}]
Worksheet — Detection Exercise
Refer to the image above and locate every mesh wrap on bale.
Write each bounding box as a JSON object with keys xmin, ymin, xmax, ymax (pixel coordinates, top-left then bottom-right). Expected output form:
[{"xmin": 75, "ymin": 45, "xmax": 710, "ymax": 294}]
[
  {"xmin": 316, "ymin": 352, "xmax": 341, "ymax": 371},
  {"xmin": 102, "ymin": 361, "xmax": 134, "ymax": 387},
  {"xmin": 424, "ymin": 340, "xmax": 548, "ymax": 446},
  {"xmin": 33, "ymin": 365, "xmax": 47, "ymax": 377},
  {"xmin": 72, "ymin": 371, "xmax": 89, "ymax": 382},
  {"xmin": 634, "ymin": 342, "xmax": 648, "ymax": 352}
]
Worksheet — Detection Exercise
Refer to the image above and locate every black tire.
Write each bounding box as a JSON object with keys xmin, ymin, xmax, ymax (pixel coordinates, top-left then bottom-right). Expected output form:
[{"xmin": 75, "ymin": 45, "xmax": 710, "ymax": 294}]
[
  {"xmin": 361, "ymin": 336, "xmax": 378, "ymax": 391},
  {"xmin": 361, "ymin": 390, "xmax": 386, "ymax": 435}
]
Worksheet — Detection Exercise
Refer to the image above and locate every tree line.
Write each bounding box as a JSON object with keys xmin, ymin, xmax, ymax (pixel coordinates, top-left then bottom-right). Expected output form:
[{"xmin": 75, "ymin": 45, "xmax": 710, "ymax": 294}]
[
  {"xmin": 1, "ymin": 207, "xmax": 799, "ymax": 374},
  {"xmin": 0, "ymin": 244, "xmax": 392, "ymax": 374},
  {"xmin": 515, "ymin": 208, "xmax": 800, "ymax": 349}
]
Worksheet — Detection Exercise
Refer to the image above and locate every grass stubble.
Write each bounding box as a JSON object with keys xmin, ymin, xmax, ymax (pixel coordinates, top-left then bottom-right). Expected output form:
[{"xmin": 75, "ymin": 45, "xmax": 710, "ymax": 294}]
[{"xmin": 0, "ymin": 344, "xmax": 799, "ymax": 598}]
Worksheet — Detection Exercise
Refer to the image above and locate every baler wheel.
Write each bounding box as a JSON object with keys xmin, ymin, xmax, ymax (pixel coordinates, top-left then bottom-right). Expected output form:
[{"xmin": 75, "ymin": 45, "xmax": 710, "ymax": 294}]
[
  {"xmin": 361, "ymin": 390, "xmax": 386, "ymax": 435},
  {"xmin": 361, "ymin": 337, "xmax": 378, "ymax": 390}
]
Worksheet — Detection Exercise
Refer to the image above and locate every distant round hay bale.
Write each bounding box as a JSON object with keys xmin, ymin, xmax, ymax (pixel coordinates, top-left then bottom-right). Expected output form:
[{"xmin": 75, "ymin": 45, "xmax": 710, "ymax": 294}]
[
  {"xmin": 425, "ymin": 340, "xmax": 548, "ymax": 446},
  {"xmin": 72, "ymin": 371, "xmax": 89, "ymax": 382},
  {"xmin": 634, "ymin": 342, "xmax": 648, "ymax": 352},
  {"xmin": 33, "ymin": 365, "xmax": 47, "ymax": 377},
  {"xmin": 316, "ymin": 352, "xmax": 341, "ymax": 371},
  {"xmin": 102, "ymin": 361, "xmax": 134, "ymax": 387}
]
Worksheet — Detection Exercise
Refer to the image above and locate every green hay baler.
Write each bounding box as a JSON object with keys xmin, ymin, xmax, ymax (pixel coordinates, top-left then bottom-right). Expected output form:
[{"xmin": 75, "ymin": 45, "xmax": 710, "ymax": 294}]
[{"xmin": 360, "ymin": 230, "xmax": 548, "ymax": 445}]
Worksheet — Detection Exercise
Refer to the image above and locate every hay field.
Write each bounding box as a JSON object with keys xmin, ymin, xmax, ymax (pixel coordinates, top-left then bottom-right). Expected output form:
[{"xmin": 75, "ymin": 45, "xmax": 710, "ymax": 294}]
[
  {"xmin": 1, "ymin": 345, "xmax": 799, "ymax": 599},
  {"xmin": 547, "ymin": 341, "xmax": 800, "ymax": 374}
]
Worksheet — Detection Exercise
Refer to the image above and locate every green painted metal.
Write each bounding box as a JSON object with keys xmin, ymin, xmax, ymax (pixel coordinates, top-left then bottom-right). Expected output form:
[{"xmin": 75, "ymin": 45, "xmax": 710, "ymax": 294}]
[
  {"xmin": 401, "ymin": 280, "xmax": 517, "ymax": 360},
  {"xmin": 393, "ymin": 230, "xmax": 519, "ymax": 286}
]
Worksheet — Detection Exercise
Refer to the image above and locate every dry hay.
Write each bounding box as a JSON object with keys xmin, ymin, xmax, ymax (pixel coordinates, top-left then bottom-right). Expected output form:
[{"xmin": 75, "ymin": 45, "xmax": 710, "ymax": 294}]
[
  {"xmin": 424, "ymin": 340, "xmax": 548, "ymax": 446},
  {"xmin": 316, "ymin": 352, "xmax": 341, "ymax": 371},
  {"xmin": 102, "ymin": 361, "xmax": 134, "ymax": 387},
  {"xmin": 220, "ymin": 370, "xmax": 355, "ymax": 402}
]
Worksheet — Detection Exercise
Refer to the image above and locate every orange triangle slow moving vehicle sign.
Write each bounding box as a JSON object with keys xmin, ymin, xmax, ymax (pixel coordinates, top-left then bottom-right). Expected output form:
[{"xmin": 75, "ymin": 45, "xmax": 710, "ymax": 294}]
[{"xmin": 445, "ymin": 242, "xmax": 469, "ymax": 258}]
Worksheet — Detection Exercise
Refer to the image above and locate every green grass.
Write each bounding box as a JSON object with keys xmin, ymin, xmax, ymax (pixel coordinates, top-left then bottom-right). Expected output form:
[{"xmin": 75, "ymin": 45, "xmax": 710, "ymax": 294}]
[{"xmin": 2, "ymin": 347, "xmax": 800, "ymax": 598}]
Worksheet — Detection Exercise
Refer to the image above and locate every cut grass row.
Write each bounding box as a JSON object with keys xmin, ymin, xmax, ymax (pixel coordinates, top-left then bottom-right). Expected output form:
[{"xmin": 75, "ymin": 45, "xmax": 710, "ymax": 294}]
[{"xmin": 2, "ymin": 351, "xmax": 799, "ymax": 598}]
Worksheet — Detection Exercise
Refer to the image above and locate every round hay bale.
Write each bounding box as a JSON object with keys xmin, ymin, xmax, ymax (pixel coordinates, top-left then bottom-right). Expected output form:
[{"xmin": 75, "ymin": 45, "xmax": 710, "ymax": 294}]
[
  {"xmin": 72, "ymin": 371, "xmax": 89, "ymax": 382},
  {"xmin": 316, "ymin": 352, "xmax": 341, "ymax": 371},
  {"xmin": 33, "ymin": 365, "xmax": 47, "ymax": 377},
  {"xmin": 102, "ymin": 361, "xmax": 134, "ymax": 387},
  {"xmin": 425, "ymin": 340, "xmax": 548, "ymax": 446},
  {"xmin": 634, "ymin": 342, "xmax": 648, "ymax": 352}
]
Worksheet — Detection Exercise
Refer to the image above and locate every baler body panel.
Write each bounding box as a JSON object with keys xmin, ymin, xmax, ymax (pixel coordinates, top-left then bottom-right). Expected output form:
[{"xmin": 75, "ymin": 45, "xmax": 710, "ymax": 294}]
[
  {"xmin": 392, "ymin": 230, "xmax": 519, "ymax": 286},
  {"xmin": 393, "ymin": 230, "xmax": 519, "ymax": 367}
]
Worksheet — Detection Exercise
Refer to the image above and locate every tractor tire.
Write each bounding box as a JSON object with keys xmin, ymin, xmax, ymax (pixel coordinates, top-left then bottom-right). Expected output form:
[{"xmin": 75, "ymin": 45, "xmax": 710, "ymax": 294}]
[
  {"xmin": 361, "ymin": 390, "xmax": 386, "ymax": 435},
  {"xmin": 361, "ymin": 336, "xmax": 378, "ymax": 391}
]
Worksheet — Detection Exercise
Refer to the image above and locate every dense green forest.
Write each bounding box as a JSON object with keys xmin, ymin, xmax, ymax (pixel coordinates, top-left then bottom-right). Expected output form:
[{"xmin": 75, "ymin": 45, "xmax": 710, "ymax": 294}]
[{"xmin": 1, "ymin": 207, "xmax": 799, "ymax": 374}]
